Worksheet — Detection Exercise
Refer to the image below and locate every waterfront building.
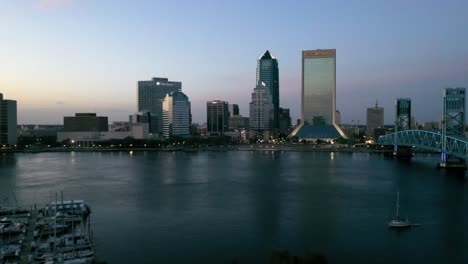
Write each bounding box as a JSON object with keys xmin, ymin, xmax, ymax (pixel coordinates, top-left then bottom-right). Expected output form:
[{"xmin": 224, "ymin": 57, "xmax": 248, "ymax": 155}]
[
  {"xmin": 249, "ymin": 82, "xmax": 274, "ymax": 139},
  {"xmin": 137, "ymin": 77, "xmax": 182, "ymax": 136},
  {"xmin": 18, "ymin": 125, "xmax": 63, "ymax": 137},
  {"xmin": 58, "ymin": 114, "xmax": 148, "ymax": 143},
  {"xmin": 228, "ymin": 104, "xmax": 239, "ymax": 117},
  {"xmin": 279, "ymin": 108, "xmax": 292, "ymax": 135},
  {"xmin": 257, "ymin": 50, "xmax": 279, "ymax": 132},
  {"xmin": 64, "ymin": 113, "xmax": 108, "ymax": 132},
  {"xmin": 291, "ymin": 49, "xmax": 346, "ymax": 139},
  {"xmin": 366, "ymin": 102, "xmax": 384, "ymax": 137},
  {"xmin": 0, "ymin": 93, "xmax": 17, "ymax": 145},
  {"xmin": 162, "ymin": 91, "xmax": 191, "ymax": 139},
  {"xmin": 129, "ymin": 112, "xmax": 158, "ymax": 134},
  {"xmin": 228, "ymin": 116, "xmax": 250, "ymax": 130},
  {"xmin": 207, "ymin": 100, "xmax": 229, "ymax": 135}
]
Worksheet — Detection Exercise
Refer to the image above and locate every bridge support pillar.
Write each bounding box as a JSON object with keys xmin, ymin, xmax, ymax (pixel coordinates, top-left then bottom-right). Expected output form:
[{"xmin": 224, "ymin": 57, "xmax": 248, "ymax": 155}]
[
  {"xmin": 393, "ymin": 145, "xmax": 413, "ymax": 158},
  {"xmin": 438, "ymin": 152, "xmax": 466, "ymax": 169}
]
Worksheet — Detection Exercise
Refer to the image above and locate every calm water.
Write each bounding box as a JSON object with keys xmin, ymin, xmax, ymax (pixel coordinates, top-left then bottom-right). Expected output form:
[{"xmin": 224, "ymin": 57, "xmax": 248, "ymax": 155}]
[{"xmin": 0, "ymin": 151, "xmax": 467, "ymax": 263}]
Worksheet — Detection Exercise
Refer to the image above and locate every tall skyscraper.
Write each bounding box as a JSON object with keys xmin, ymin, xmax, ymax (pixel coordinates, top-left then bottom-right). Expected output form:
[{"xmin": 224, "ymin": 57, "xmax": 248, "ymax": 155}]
[
  {"xmin": 257, "ymin": 50, "xmax": 279, "ymax": 132},
  {"xmin": 162, "ymin": 91, "xmax": 191, "ymax": 139},
  {"xmin": 366, "ymin": 102, "xmax": 384, "ymax": 136},
  {"xmin": 291, "ymin": 49, "xmax": 346, "ymax": 139},
  {"xmin": 207, "ymin": 100, "xmax": 229, "ymax": 135},
  {"xmin": 0, "ymin": 93, "xmax": 17, "ymax": 146},
  {"xmin": 138, "ymin": 77, "xmax": 182, "ymax": 136},
  {"xmin": 249, "ymin": 82, "xmax": 274, "ymax": 139}
]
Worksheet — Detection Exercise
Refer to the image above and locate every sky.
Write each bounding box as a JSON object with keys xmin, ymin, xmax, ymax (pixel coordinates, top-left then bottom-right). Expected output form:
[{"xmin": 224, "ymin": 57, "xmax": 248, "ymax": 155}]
[{"xmin": 1, "ymin": 0, "xmax": 468, "ymax": 125}]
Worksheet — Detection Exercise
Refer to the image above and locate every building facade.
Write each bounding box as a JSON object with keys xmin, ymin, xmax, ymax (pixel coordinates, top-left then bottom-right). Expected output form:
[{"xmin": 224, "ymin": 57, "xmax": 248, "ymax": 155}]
[
  {"xmin": 229, "ymin": 116, "xmax": 249, "ymax": 130},
  {"xmin": 291, "ymin": 49, "xmax": 346, "ymax": 139},
  {"xmin": 207, "ymin": 100, "xmax": 229, "ymax": 135},
  {"xmin": 0, "ymin": 93, "xmax": 17, "ymax": 145},
  {"xmin": 137, "ymin": 77, "xmax": 182, "ymax": 136},
  {"xmin": 64, "ymin": 113, "xmax": 108, "ymax": 132},
  {"xmin": 257, "ymin": 50, "xmax": 279, "ymax": 132},
  {"xmin": 279, "ymin": 108, "xmax": 292, "ymax": 135},
  {"xmin": 228, "ymin": 104, "xmax": 239, "ymax": 117},
  {"xmin": 129, "ymin": 112, "xmax": 158, "ymax": 134},
  {"xmin": 366, "ymin": 103, "xmax": 384, "ymax": 137},
  {"xmin": 249, "ymin": 82, "xmax": 274, "ymax": 139},
  {"xmin": 162, "ymin": 91, "xmax": 191, "ymax": 139}
]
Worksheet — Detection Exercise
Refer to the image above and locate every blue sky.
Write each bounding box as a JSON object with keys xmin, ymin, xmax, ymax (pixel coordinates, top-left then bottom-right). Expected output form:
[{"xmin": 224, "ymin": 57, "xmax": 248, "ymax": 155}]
[{"xmin": 1, "ymin": 0, "xmax": 467, "ymax": 124}]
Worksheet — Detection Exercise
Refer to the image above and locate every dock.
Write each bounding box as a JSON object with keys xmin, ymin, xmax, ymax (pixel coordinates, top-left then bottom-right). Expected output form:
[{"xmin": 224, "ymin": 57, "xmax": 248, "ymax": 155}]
[{"xmin": 17, "ymin": 209, "xmax": 36, "ymax": 264}]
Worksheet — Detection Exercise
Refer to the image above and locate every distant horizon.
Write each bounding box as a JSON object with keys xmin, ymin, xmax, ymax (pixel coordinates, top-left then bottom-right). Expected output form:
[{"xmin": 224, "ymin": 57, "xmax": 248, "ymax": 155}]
[{"xmin": 1, "ymin": 0, "xmax": 467, "ymax": 125}]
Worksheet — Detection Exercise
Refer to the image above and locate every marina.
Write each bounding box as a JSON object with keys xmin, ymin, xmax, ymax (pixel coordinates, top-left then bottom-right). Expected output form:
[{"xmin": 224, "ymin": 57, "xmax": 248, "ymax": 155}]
[{"xmin": 1, "ymin": 197, "xmax": 96, "ymax": 264}]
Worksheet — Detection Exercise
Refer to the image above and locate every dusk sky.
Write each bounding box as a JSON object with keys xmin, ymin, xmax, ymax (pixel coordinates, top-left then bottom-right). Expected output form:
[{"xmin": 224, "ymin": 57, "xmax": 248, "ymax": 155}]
[{"xmin": 1, "ymin": 0, "xmax": 468, "ymax": 125}]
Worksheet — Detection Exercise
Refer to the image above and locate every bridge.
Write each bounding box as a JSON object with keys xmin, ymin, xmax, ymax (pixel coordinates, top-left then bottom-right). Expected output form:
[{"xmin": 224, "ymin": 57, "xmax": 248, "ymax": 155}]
[{"xmin": 377, "ymin": 88, "xmax": 467, "ymax": 167}]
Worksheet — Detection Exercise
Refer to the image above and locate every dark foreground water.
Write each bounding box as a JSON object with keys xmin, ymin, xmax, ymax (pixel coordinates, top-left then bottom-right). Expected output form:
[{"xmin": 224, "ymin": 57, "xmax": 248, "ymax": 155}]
[{"xmin": 0, "ymin": 151, "xmax": 467, "ymax": 263}]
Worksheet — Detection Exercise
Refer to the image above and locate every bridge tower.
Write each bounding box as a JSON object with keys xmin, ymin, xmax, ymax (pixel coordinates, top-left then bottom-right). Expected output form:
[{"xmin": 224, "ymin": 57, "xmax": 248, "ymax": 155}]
[
  {"xmin": 440, "ymin": 87, "xmax": 466, "ymax": 168},
  {"xmin": 395, "ymin": 98, "xmax": 411, "ymax": 132},
  {"xmin": 393, "ymin": 98, "xmax": 412, "ymax": 157}
]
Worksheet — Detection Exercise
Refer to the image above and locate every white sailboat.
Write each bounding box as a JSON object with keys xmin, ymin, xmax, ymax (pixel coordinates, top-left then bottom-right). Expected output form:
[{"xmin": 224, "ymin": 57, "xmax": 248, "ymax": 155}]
[{"xmin": 388, "ymin": 192, "xmax": 411, "ymax": 228}]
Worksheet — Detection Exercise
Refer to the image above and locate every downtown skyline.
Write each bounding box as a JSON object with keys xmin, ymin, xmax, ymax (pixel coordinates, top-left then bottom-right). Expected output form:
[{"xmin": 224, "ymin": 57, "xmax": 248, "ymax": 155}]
[{"xmin": 1, "ymin": 0, "xmax": 468, "ymax": 125}]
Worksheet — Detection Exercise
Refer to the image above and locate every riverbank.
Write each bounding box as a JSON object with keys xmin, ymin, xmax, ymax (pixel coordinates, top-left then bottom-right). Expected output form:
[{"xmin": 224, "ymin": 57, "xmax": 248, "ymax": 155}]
[{"xmin": 0, "ymin": 144, "xmax": 435, "ymax": 154}]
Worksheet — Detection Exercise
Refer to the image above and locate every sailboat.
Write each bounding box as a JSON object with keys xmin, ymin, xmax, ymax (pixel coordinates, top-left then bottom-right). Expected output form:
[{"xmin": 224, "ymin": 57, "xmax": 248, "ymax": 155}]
[{"xmin": 388, "ymin": 192, "xmax": 411, "ymax": 228}]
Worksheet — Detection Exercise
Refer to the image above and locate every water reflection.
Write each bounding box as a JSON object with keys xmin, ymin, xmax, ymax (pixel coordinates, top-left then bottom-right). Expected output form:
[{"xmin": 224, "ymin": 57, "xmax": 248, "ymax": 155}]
[{"xmin": 0, "ymin": 152, "xmax": 467, "ymax": 263}]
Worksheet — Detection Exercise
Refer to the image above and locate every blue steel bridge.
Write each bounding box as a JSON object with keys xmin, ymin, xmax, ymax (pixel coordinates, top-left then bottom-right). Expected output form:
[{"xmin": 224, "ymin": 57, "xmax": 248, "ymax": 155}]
[
  {"xmin": 378, "ymin": 130, "xmax": 468, "ymax": 160},
  {"xmin": 376, "ymin": 88, "xmax": 467, "ymax": 166}
]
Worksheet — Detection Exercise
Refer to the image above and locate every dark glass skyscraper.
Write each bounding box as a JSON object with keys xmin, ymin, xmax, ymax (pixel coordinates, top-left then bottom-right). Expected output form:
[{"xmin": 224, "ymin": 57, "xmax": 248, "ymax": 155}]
[{"xmin": 256, "ymin": 50, "xmax": 279, "ymax": 132}]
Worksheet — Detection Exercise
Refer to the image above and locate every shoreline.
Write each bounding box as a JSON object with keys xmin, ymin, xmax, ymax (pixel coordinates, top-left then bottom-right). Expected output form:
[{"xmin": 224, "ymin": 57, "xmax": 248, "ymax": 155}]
[{"xmin": 0, "ymin": 145, "xmax": 438, "ymax": 154}]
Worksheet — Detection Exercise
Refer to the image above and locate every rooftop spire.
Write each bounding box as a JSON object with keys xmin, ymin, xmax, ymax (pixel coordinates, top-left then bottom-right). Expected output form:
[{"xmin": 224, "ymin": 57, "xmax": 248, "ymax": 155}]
[{"xmin": 258, "ymin": 50, "xmax": 276, "ymax": 60}]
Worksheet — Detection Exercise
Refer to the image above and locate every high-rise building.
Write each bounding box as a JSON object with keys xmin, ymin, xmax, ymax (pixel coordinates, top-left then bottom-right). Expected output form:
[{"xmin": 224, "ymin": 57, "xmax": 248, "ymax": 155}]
[
  {"xmin": 249, "ymin": 82, "xmax": 274, "ymax": 139},
  {"xmin": 279, "ymin": 108, "xmax": 292, "ymax": 135},
  {"xmin": 257, "ymin": 50, "xmax": 279, "ymax": 132},
  {"xmin": 207, "ymin": 100, "xmax": 229, "ymax": 135},
  {"xmin": 0, "ymin": 93, "xmax": 17, "ymax": 146},
  {"xmin": 366, "ymin": 102, "xmax": 384, "ymax": 136},
  {"xmin": 64, "ymin": 113, "xmax": 108, "ymax": 132},
  {"xmin": 162, "ymin": 91, "xmax": 191, "ymax": 139},
  {"xmin": 291, "ymin": 49, "xmax": 346, "ymax": 139},
  {"xmin": 228, "ymin": 104, "xmax": 239, "ymax": 117},
  {"xmin": 137, "ymin": 77, "xmax": 182, "ymax": 136}
]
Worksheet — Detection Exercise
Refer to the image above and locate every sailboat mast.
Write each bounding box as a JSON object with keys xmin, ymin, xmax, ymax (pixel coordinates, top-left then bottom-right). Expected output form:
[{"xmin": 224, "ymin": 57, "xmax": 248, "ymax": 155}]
[{"xmin": 396, "ymin": 192, "xmax": 400, "ymax": 218}]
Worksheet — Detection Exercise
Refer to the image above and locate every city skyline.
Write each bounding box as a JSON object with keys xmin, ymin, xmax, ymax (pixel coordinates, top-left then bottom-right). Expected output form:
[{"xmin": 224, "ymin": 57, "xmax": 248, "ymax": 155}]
[{"xmin": 1, "ymin": 1, "xmax": 468, "ymax": 125}]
